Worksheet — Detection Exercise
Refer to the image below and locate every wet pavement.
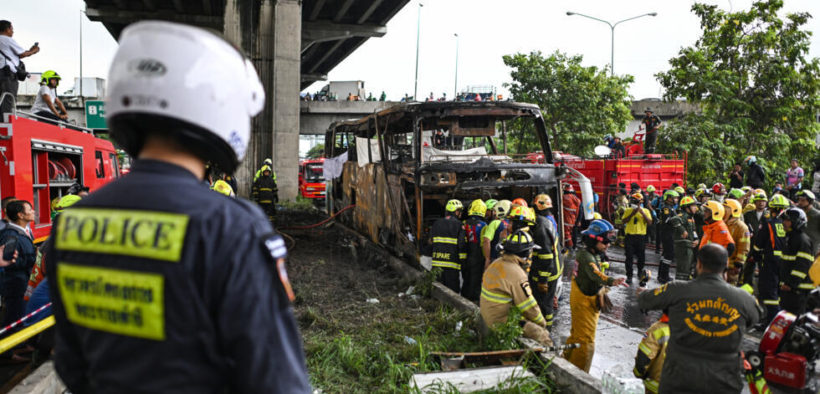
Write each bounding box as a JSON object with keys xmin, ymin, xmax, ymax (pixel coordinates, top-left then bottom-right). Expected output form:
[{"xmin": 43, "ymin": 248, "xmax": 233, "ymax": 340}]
[{"xmin": 550, "ymin": 245, "xmax": 818, "ymax": 393}]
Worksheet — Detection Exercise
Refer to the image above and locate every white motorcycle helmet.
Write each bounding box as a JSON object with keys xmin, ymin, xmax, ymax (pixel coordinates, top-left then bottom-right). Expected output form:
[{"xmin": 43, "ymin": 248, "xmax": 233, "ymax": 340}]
[{"xmin": 106, "ymin": 21, "xmax": 265, "ymax": 173}]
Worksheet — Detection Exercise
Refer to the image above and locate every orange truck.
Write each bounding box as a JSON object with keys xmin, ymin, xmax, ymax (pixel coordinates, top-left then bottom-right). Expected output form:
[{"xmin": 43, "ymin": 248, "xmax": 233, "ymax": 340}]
[{"xmin": 0, "ymin": 115, "xmax": 119, "ymax": 243}]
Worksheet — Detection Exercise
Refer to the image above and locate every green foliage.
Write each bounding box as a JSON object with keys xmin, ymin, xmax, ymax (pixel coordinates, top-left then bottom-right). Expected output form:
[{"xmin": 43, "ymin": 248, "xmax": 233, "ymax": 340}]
[
  {"xmin": 483, "ymin": 307, "xmax": 524, "ymax": 351},
  {"xmin": 655, "ymin": 0, "xmax": 820, "ymax": 186},
  {"xmin": 306, "ymin": 143, "xmax": 325, "ymax": 159},
  {"xmin": 502, "ymin": 51, "xmax": 634, "ymax": 156}
]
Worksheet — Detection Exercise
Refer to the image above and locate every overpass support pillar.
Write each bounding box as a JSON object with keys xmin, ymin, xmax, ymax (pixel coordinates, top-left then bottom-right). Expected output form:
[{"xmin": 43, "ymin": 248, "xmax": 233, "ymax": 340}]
[{"xmin": 223, "ymin": 0, "xmax": 301, "ymax": 200}]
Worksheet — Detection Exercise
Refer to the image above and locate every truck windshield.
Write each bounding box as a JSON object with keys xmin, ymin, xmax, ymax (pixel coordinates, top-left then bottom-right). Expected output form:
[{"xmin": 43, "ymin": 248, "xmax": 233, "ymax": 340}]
[{"xmin": 305, "ymin": 163, "xmax": 324, "ymax": 182}]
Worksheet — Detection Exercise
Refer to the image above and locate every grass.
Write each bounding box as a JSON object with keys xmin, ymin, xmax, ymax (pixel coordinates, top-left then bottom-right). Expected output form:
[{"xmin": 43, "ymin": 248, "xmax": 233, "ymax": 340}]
[
  {"xmin": 302, "ymin": 278, "xmax": 557, "ymax": 393},
  {"xmin": 280, "ymin": 195, "xmax": 320, "ymax": 211}
]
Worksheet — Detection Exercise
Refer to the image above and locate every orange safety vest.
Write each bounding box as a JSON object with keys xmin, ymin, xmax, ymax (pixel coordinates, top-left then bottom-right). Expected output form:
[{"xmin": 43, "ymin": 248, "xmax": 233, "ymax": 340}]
[{"xmin": 699, "ymin": 220, "xmax": 735, "ymax": 250}]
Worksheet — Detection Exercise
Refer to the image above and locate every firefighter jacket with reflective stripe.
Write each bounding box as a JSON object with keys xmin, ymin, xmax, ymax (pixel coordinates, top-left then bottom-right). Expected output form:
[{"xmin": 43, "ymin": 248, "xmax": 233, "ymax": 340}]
[
  {"xmin": 480, "ymin": 253, "xmax": 546, "ymax": 328},
  {"xmin": 753, "ymin": 217, "xmax": 786, "ymax": 265},
  {"xmin": 463, "ymin": 216, "xmax": 486, "ymax": 259},
  {"xmin": 574, "ymin": 248, "xmax": 615, "ymax": 297},
  {"xmin": 725, "ymin": 218, "xmax": 750, "ymax": 268},
  {"xmin": 699, "ymin": 220, "xmax": 735, "ymax": 252},
  {"xmin": 562, "ymin": 193, "xmax": 580, "ymax": 227},
  {"xmin": 658, "ymin": 204, "xmax": 677, "ymax": 239},
  {"xmin": 252, "ymin": 176, "xmax": 278, "ymax": 204},
  {"xmin": 637, "ymin": 274, "xmax": 761, "ymax": 394},
  {"xmin": 779, "ymin": 229, "xmax": 814, "ymax": 291},
  {"xmin": 44, "ymin": 160, "xmax": 310, "ymax": 394},
  {"xmin": 634, "ymin": 317, "xmax": 669, "ymax": 394},
  {"xmin": 531, "ymin": 215, "xmax": 558, "ymax": 284},
  {"xmin": 431, "ymin": 215, "xmax": 467, "ymax": 270}
]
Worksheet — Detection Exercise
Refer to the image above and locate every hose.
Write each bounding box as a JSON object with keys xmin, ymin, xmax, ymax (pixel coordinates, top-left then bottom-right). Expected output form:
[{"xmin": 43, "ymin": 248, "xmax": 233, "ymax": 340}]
[{"xmin": 278, "ymin": 204, "xmax": 356, "ymax": 231}]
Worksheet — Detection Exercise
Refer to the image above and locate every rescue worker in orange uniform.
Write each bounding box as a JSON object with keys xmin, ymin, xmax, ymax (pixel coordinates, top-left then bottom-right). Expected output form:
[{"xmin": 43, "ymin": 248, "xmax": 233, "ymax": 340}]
[
  {"xmin": 633, "ymin": 311, "xmax": 670, "ymax": 394},
  {"xmin": 562, "ymin": 184, "xmax": 581, "ymax": 248},
  {"xmin": 699, "ymin": 201, "xmax": 736, "ymax": 258},
  {"xmin": 722, "ymin": 199, "xmax": 750, "ymax": 285},
  {"xmin": 563, "ymin": 219, "xmax": 625, "ymax": 372},
  {"xmin": 480, "ymin": 230, "xmax": 552, "ymax": 346},
  {"xmin": 431, "ymin": 199, "xmax": 467, "ymax": 294},
  {"xmin": 531, "ymin": 194, "xmax": 560, "ymax": 327}
]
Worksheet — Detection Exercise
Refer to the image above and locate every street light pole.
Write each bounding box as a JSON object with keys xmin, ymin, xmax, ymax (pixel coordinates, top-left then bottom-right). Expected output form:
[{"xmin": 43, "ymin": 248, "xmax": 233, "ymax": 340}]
[
  {"xmin": 413, "ymin": 2, "xmax": 423, "ymax": 101},
  {"xmin": 566, "ymin": 11, "xmax": 657, "ymax": 76},
  {"xmin": 453, "ymin": 33, "xmax": 458, "ymax": 99}
]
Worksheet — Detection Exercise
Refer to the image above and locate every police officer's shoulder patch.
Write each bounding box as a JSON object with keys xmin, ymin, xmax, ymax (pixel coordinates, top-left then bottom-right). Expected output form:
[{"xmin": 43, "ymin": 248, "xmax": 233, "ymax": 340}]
[{"xmin": 264, "ymin": 234, "xmax": 294, "ymax": 302}]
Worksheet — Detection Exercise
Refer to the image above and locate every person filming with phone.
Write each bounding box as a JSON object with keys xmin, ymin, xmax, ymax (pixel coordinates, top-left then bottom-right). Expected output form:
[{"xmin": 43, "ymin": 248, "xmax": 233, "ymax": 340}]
[{"xmin": 0, "ymin": 20, "xmax": 39, "ymax": 119}]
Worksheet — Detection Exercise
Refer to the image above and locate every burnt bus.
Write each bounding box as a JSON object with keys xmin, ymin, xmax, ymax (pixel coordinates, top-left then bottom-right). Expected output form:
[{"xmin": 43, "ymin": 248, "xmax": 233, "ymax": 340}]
[{"xmin": 324, "ymin": 101, "xmax": 585, "ymax": 263}]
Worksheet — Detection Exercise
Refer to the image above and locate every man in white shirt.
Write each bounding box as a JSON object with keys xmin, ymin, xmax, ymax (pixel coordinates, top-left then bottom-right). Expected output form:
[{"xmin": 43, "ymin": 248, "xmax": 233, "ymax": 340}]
[
  {"xmin": 0, "ymin": 20, "xmax": 39, "ymax": 119},
  {"xmin": 32, "ymin": 70, "xmax": 68, "ymax": 123}
]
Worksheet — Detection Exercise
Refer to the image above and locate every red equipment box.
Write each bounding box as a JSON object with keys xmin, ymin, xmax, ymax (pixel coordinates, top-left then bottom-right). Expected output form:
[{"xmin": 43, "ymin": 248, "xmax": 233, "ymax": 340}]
[{"xmin": 764, "ymin": 352, "xmax": 810, "ymax": 389}]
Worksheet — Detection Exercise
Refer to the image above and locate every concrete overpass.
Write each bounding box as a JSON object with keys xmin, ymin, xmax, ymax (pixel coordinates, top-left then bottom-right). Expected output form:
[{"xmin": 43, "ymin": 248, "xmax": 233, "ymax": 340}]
[{"xmin": 84, "ymin": 0, "xmax": 410, "ymax": 199}]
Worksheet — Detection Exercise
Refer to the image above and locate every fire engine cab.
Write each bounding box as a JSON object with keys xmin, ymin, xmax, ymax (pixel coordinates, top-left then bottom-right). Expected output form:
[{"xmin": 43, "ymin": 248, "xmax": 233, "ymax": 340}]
[
  {"xmin": 0, "ymin": 113, "xmax": 119, "ymax": 243},
  {"xmin": 298, "ymin": 158, "xmax": 326, "ymax": 200}
]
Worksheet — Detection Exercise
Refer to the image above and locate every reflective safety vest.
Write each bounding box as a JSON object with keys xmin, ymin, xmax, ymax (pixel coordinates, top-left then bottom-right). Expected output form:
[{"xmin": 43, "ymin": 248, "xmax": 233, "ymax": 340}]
[{"xmin": 779, "ymin": 229, "xmax": 815, "ymax": 291}]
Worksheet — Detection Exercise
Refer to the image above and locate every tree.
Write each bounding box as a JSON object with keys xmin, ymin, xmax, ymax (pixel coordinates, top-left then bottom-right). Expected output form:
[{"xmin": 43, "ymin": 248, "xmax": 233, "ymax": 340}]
[
  {"xmin": 502, "ymin": 51, "xmax": 634, "ymax": 156},
  {"xmin": 306, "ymin": 143, "xmax": 325, "ymax": 159},
  {"xmin": 656, "ymin": 0, "xmax": 819, "ymax": 187}
]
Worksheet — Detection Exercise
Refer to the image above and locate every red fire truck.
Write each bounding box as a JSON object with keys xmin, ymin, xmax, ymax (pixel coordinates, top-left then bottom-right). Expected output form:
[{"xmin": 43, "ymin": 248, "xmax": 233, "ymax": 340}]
[
  {"xmin": 298, "ymin": 158, "xmax": 326, "ymax": 200},
  {"xmin": 529, "ymin": 132, "xmax": 687, "ymax": 221},
  {"xmin": 0, "ymin": 115, "xmax": 119, "ymax": 243}
]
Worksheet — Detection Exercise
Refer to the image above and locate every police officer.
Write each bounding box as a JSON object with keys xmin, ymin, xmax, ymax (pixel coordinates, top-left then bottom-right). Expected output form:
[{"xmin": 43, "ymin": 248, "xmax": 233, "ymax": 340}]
[
  {"xmin": 753, "ymin": 194, "xmax": 789, "ymax": 326},
  {"xmin": 668, "ymin": 196, "xmax": 698, "ymax": 280},
  {"xmin": 44, "ymin": 21, "xmax": 310, "ymax": 393},
  {"xmin": 431, "ymin": 199, "xmax": 467, "ymax": 293},
  {"xmin": 638, "ymin": 244, "xmax": 760, "ymax": 394},
  {"xmin": 531, "ymin": 194, "xmax": 560, "ymax": 328},
  {"xmin": 480, "ymin": 230, "xmax": 552, "ymax": 346},
  {"xmin": 461, "ymin": 200, "xmax": 487, "ymax": 301},
  {"xmin": 778, "ymin": 208, "xmax": 815, "ymax": 315},
  {"xmin": 622, "ymin": 192, "xmax": 652, "ymax": 284},
  {"xmin": 657, "ymin": 190, "xmax": 679, "ymax": 283}
]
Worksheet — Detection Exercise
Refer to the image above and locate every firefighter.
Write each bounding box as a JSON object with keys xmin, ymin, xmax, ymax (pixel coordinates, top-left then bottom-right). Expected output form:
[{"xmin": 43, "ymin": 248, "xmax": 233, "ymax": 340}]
[
  {"xmin": 251, "ymin": 165, "xmax": 278, "ymax": 221},
  {"xmin": 723, "ymin": 199, "xmax": 750, "ymax": 285},
  {"xmin": 531, "ymin": 194, "xmax": 560, "ymax": 327},
  {"xmin": 646, "ymin": 185, "xmax": 660, "ymax": 245},
  {"xmin": 669, "ymin": 196, "xmax": 698, "ymax": 281},
  {"xmin": 633, "ymin": 311, "xmax": 670, "ymax": 394},
  {"xmin": 462, "ymin": 199, "xmax": 487, "ymax": 301},
  {"xmin": 431, "ymin": 199, "xmax": 467, "ymax": 293},
  {"xmin": 657, "ymin": 190, "xmax": 679, "ymax": 283},
  {"xmin": 43, "ymin": 21, "xmax": 311, "ymax": 393},
  {"xmin": 482, "ymin": 200, "xmax": 510, "ymax": 267},
  {"xmin": 562, "ymin": 184, "xmax": 580, "ymax": 249},
  {"xmin": 699, "ymin": 201, "xmax": 735, "ymax": 255},
  {"xmin": 480, "ymin": 230, "xmax": 552, "ymax": 346},
  {"xmin": 752, "ymin": 194, "xmax": 789, "ymax": 326},
  {"xmin": 622, "ymin": 192, "xmax": 653, "ymax": 284},
  {"xmin": 614, "ymin": 188, "xmax": 629, "ymax": 247},
  {"xmin": 778, "ymin": 207, "xmax": 815, "ymax": 315},
  {"xmin": 253, "ymin": 158, "xmax": 277, "ymax": 182},
  {"xmin": 741, "ymin": 190, "xmax": 768, "ymax": 287},
  {"xmin": 637, "ymin": 244, "xmax": 760, "ymax": 394},
  {"xmin": 508, "ymin": 205, "xmax": 536, "ymax": 234},
  {"xmin": 563, "ymin": 219, "xmax": 626, "ymax": 372},
  {"xmin": 212, "ymin": 179, "xmax": 234, "ymax": 197},
  {"xmin": 484, "ymin": 199, "xmax": 498, "ymax": 222}
]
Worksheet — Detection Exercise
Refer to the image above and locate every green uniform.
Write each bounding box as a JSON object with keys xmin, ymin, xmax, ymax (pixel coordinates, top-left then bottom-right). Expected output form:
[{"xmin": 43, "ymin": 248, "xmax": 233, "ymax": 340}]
[{"xmin": 668, "ymin": 211, "xmax": 697, "ymax": 280}]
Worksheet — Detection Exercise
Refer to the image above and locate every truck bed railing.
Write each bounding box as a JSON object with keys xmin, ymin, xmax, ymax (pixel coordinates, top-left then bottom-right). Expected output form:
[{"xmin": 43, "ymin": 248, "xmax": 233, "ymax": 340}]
[{"xmin": 0, "ymin": 93, "xmax": 96, "ymax": 135}]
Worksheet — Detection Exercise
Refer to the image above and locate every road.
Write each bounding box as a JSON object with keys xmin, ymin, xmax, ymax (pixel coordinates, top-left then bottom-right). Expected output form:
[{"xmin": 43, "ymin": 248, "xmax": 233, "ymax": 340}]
[{"xmin": 549, "ymin": 245, "xmax": 817, "ymax": 393}]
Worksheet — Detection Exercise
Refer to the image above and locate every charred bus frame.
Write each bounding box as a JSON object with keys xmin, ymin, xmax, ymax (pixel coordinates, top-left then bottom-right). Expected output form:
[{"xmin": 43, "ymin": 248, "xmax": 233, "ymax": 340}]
[{"xmin": 324, "ymin": 101, "xmax": 568, "ymax": 261}]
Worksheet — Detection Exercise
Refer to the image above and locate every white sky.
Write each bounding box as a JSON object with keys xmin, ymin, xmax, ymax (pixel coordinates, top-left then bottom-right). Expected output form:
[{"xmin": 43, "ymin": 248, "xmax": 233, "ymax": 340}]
[{"xmin": 3, "ymin": 0, "xmax": 819, "ymax": 100}]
